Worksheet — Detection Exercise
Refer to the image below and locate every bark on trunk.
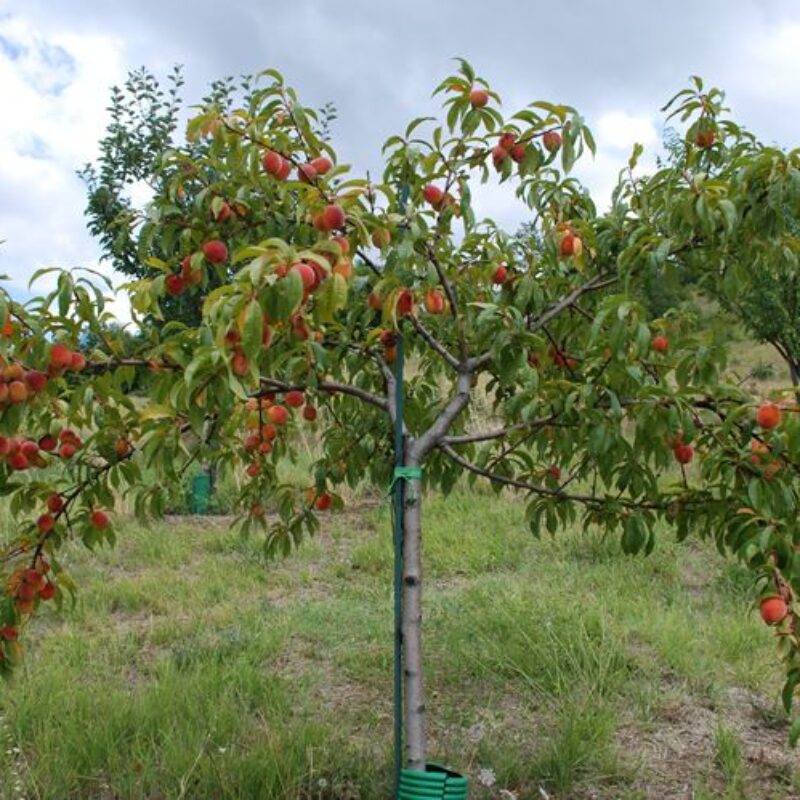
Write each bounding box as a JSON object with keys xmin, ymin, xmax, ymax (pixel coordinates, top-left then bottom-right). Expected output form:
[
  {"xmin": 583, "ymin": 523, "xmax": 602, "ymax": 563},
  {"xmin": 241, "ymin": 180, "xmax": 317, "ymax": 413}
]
[
  {"xmin": 401, "ymin": 448, "xmax": 427, "ymax": 771},
  {"xmin": 789, "ymin": 360, "xmax": 800, "ymax": 404}
]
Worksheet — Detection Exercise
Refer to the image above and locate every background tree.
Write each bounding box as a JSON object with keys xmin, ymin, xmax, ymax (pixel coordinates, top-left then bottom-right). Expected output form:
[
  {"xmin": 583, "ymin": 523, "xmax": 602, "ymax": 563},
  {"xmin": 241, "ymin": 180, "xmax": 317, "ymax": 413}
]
[
  {"xmin": 1, "ymin": 62, "xmax": 800, "ymax": 776},
  {"xmin": 635, "ymin": 90, "xmax": 800, "ymax": 386}
]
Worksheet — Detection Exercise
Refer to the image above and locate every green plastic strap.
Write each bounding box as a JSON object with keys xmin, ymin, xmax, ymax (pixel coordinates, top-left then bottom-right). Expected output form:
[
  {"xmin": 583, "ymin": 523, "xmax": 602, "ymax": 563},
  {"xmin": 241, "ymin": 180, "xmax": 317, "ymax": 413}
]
[{"xmin": 390, "ymin": 466, "xmax": 423, "ymax": 492}]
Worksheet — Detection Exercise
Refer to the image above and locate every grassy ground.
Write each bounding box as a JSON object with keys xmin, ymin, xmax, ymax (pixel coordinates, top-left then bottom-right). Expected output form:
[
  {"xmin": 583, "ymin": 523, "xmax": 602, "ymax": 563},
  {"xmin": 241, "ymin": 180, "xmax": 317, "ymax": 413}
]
[{"xmin": 1, "ymin": 486, "xmax": 799, "ymax": 799}]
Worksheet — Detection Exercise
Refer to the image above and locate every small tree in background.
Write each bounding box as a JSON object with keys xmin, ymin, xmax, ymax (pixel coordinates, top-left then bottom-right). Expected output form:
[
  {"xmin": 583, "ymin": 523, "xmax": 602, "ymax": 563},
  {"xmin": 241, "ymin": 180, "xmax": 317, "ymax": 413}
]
[{"xmin": 1, "ymin": 62, "xmax": 800, "ymax": 770}]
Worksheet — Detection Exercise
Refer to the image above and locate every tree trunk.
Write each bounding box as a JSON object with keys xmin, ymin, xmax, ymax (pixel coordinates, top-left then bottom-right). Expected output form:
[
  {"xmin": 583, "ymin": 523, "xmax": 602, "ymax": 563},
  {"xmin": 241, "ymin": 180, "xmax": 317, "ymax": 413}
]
[
  {"xmin": 789, "ymin": 360, "xmax": 800, "ymax": 404},
  {"xmin": 402, "ymin": 448, "xmax": 427, "ymax": 771}
]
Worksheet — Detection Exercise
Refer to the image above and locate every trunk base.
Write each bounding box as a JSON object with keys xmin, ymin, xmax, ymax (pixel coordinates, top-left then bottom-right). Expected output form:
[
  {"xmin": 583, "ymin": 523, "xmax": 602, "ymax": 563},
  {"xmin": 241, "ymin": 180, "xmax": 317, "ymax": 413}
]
[{"xmin": 398, "ymin": 763, "xmax": 469, "ymax": 799}]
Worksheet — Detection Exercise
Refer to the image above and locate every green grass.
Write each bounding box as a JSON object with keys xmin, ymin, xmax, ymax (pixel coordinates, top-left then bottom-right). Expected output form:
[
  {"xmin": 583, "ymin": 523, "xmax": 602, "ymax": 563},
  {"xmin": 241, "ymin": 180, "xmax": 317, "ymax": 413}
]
[{"xmin": 1, "ymin": 489, "xmax": 799, "ymax": 798}]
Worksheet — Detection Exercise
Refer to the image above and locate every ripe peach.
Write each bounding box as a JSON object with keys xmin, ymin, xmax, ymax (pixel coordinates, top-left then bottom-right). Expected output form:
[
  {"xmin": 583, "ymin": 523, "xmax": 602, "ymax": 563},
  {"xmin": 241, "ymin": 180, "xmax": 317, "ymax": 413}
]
[
  {"xmin": 245, "ymin": 462, "xmax": 260, "ymax": 478},
  {"xmin": 202, "ymin": 240, "xmax": 228, "ymax": 264},
  {"xmin": 24, "ymin": 370, "xmax": 47, "ymax": 393},
  {"xmin": 292, "ymin": 262, "xmax": 317, "ymax": 289},
  {"xmin": 37, "ymin": 514, "xmax": 55, "ymax": 533},
  {"xmin": 69, "ymin": 352, "xmax": 86, "ymax": 371},
  {"xmin": 491, "ymin": 145, "xmax": 508, "ymax": 169},
  {"xmin": 499, "ymin": 133, "xmax": 516, "ymax": 150},
  {"xmin": 285, "ymin": 390, "xmax": 305, "ymax": 408},
  {"xmin": 8, "ymin": 381, "xmax": 28, "ymax": 404},
  {"xmin": 652, "ymin": 336, "xmax": 669, "ymax": 353},
  {"xmin": 368, "ymin": 292, "xmax": 383, "ymax": 311},
  {"xmin": 297, "ymin": 163, "xmax": 317, "ymax": 183},
  {"xmin": 262, "ymin": 150, "xmax": 283, "ymax": 175},
  {"xmin": 231, "ymin": 352, "xmax": 249, "ymax": 377},
  {"xmin": 424, "ymin": 290, "xmax": 445, "ymax": 314},
  {"xmin": 323, "ymin": 203, "xmax": 346, "ymax": 230},
  {"xmin": 38, "ymin": 435, "xmax": 57, "ymax": 452},
  {"xmin": 21, "ymin": 441, "xmax": 39, "ymax": 458},
  {"xmin": 267, "ymin": 405, "xmax": 288, "ymax": 425},
  {"xmin": 50, "ymin": 343, "xmax": 72, "ymax": 370},
  {"xmin": 8, "ymin": 452, "xmax": 29, "ymax": 470},
  {"xmin": 674, "ymin": 443, "xmax": 694, "ymax": 464},
  {"xmin": 756, "ymin": 402, "xmax": 782, "ymax": 430},
  {"xmin": 262, "ymin": 423, "xmax": 278, "ymax": 440},
  {"xmin": 695, "ymin": 130, "xmax": 715, "ymax": 149},
  {"xmin": 3, "ymin": 363, "xmax": 23, "ymax": 382},
  {"xmin": 165, "ymin": 274, "xmax": 186, "ymax": 297},
  {"xmin": 258, "ymin": 440, "xmax": 272, "ymax": 454},
  {"xmin": 90, "ymin": 510, "xmax": 110, "ymax": 529},
  {"xmin": 47, "ymin": 494, "xmax": 64, "ymax": 513},
  {"xmin": 560, "ymin": 232, "xmax": 583, "ymax": 257},
  {"xmin": 510, "ymin": 143, "xmax": 526, "ymax": 162},
  {"xmin": 492, "ymin": 264, "xmax": 508, "ymax": 284},
  {"xmin": 311, "ymin": 156, "xmax": 332, "ymax": 175},
  {"xmin": 333, "ymin": 259, "xmax": 353, "ymax": 280},
  {"xmin": 213, "ymin": 201, "xmax": 233, "ymax": 223},
  {"xmin": 469, "ymin": 88, "xmax": 489, "ymax": 108},
  {"xmin": 423, "ymin": 185, "xmax": 444, "ymax": 207},
  {"xmin": 303, "ymin": 404, "xmax": 317, "ymax": 421},
  {"xmin": 396, "ymin": 289, "xmax": 413, "ymax": 316},
  {"xmin": 314, "ymin": 493, "xmax": 332, "ymax": 511},
  {"xmin": 59, "ymin": 443, "xmax": 77, "ymax": 459},
  {"xmin": 543, "ymin": 130, "xmax": 562, "ymax": 153},
  {"xmin": 39, "ymin": 582, "xmax": 56, "ymax": 601},
  {"xmin": 333, "ymin": 235, "xmax": 351, "ymax": 255},
  {"xmin": 760, "ymin": 595, "xmax": 787, "ymax": 625},
  {"xmin": 276, "ymin": 157, "xmax": 292, "ymax": 180},
  {"xmin": 372, "ymin": 228, "xmax": 391, "ymax": 249},
  {"xmin": 0, "ymin": 625, "xmax": 18, "ymax": 640}
]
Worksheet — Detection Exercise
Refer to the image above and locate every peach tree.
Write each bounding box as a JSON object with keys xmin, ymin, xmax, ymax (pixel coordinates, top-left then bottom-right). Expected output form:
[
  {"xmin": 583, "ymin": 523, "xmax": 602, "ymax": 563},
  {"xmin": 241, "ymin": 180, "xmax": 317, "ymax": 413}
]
[{"xmin": 2, "ymin": 62, "xmax": 800, "ymax": 768}]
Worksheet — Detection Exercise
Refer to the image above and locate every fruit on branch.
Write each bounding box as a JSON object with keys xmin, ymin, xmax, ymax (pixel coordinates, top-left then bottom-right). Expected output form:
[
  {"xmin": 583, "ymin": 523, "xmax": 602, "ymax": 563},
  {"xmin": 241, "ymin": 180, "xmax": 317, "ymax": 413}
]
[
  {"xmin": 37, "ymin": 514, "xmax": 55, "ymax": 533},
  {"xmin": 424, "ymin": 290, "xmax": 445, "ymax": 314},
  {"xmin": 213, "ymin": 201, "xmax": 233, "ymax": 223},
  {"xmin": 0, "ymin": 625, "xmax": 18, "ymax": 641},
  {"xmin": 333, "ymin": 235, "xmax": 350, "ymax": 255},
  {"xmin": 292, "ymin": 262, "xmax": 317, "ymax": 290},
  {"xmin": 652, "ymin": 335, "xmax": 669, "ymax": 353},
  {"xmin": 423, "ymin": 185, "xmax": 444, "ymax": 207},
  {"xmin": 202, "ymin": 240, "xmax": 228, "ymax": 264},
  {"xmin": 70, "ymin": 352, "xmax": 86, "ymax": 371},
  {"xmin": 543, "ymin": 130, "xmax": 562, "ymax": 153},
  {"xmin": 303, "ymin": 404, "xmax": 317, "ymax": 421},
  {"xmin": 8, "ymin": 381, "xmax": 28, "ymax": 404},
  {"xmin": 372, "ymin": 228, "xmax": 391, "ymax": 249},
  {"xmin": 492, "ymin": 263, "xmax": 508, "ymax": 284},
  {"xmin": 24, "ymin": 370, "xmax": 47, "ymax": 393},
  {"xmin": 469, "ymin": 88, "xmax": 489, "ymax": 108},
  {"xmin": 266, "ymin": 405, "xmax": 288, "ymax": 425},
  {"xmin": 245, "ymin": 462, "xmax": 260, "ymax": 478},
  {"xmin": 322, "ymin": 203, "xmax": 346, "ymax": 230},
  {"xmin": 89, "ymin": 510, "xmax": 110, "ymax": 530},
  {"xmin": 674, "ymin": 443, "xmax": 694, "ymax": 464},
  {"xmin": 396, "ymin": 289, "xmax": 414, "ymax": 316},
  {"xmin": 298, "ymin": 163, "xmax": 317, "ymax": 183},
  {"xmin": 114, "ymin": 439, "xmax": 132, "ymax": 459},
  {"xmin": 560, "ymin": 232, "xmax": 583, "ymax": 257},
  {"xmin": 49, "ymin": 343, "xmax": 73, "ymax": 371},
  {"xmin": 261, "ymin": 423, "xmax": 278, "ymax": 440},
  {"xmin": 36, "ymin": 434, "xmax": 55, "ymax": 452},
  {"xmin": 165, "ymin": 274, "xmax": 186, "ymax": 297},
  {"xmin": 46, "ymin": 494, "xmax": 64, "ymax": 513},
  {"xmin": 510, "ymin": 143, "xmax": 526, "ymax": 162},
  {"xmin": 368, "ymin": 291, "xmax": 383, "ymax": 311},
  {"xmin": 181, "ymin": 256, "xmax": 203, "ymax": 286},
  {"xmin": 756, "ymin": 402, "xmax": 782, "ymax": 430},
  {"xmin": 332, "ymin": 259, "xmax": 353, "ymax": 280},
  {"xmin": 39, "ymin": 582, "xmax": 55, "ymax": 601},
  {"xmin": 695, "ymin": 129, "xmax": 715, "ymax": 149},
  {"xmin": 231, "ymin": 351, "xmax": 249, "ymax": 377},
  {"xmin": 492, "ymin": 145, "xmax": 508, "ymax": 169},
  {"xmin": 262, "ymin": 150, "xmax": 286, "ymax": 176},
  {"xmin": 760, "ymin": 595, "xmax": 788, "ymax": 625},
  {"xmin": 499, "ymin": 132, "xmax": 516, "ymax": 150},
  {"xmin": 314, "ymin": 492, "xmax": 332, "ymax": 511},
  {"xmin": 311, "ymin": 156, "xmax": 332, "ymax": 175},
  {"xmin": 285, "ymin": 390, "xmax": 305, "ymax": 408}
]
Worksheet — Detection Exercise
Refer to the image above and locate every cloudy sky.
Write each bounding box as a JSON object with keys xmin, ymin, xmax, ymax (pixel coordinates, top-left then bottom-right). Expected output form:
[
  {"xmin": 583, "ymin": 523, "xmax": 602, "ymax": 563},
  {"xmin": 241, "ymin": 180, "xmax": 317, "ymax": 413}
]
[{"xmin": 1, "ymin": 0, "xmax": 799, "ymax": 321}]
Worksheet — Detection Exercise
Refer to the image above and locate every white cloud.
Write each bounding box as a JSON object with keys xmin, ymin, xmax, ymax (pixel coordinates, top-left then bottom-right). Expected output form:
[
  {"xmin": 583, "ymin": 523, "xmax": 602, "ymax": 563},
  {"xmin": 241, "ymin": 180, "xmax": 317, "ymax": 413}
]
[{"xmin": 0, "ymin": 15, "xmax": 128, "ymax": 315}]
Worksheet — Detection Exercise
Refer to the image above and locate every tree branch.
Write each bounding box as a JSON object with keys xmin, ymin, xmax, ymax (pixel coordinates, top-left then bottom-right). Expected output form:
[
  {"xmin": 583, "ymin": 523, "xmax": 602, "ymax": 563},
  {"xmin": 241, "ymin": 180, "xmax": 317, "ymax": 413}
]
[
  {"xmin": 529, "ymin": 274, "xmax": 617, "ymax": 333},
  {"xmin": 259, "ymin": 377, "xmax": 388, "ymax": 413},
  {"xmin": 408, "ymin": 315, "xmax": 461, "ymax": 371}
]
